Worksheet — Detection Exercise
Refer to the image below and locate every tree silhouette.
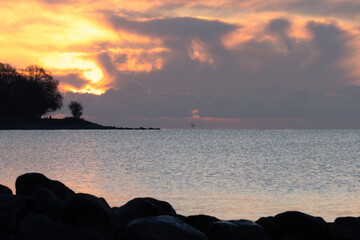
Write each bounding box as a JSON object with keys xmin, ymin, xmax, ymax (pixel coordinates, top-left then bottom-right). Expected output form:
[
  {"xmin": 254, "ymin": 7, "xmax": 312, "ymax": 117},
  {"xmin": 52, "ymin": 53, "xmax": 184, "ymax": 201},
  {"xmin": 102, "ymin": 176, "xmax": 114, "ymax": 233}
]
[
  {"xmin": 0, "ymin": 63, "xmax": 63, "ymax": 119},
  {"xmin": 68, "ymin": 101, "xmax": 83, "ymax": 119}
]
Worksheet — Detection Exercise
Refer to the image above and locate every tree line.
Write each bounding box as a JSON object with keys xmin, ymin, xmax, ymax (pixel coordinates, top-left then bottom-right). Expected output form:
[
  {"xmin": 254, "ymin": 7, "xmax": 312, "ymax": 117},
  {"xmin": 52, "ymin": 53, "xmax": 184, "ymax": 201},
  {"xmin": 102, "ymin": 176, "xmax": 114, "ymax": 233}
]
[{"xmin": 0, "ymin": 62, "xmax": 82, "ymax": 120}]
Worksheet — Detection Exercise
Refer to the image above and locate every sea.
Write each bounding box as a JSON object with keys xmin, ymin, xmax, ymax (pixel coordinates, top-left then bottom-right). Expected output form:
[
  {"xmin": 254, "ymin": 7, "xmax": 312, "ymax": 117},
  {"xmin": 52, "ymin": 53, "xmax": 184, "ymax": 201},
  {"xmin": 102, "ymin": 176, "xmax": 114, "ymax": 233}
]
[{"xmin": 0, "ymin": 129, "xmax": 359, "ymax": 221}]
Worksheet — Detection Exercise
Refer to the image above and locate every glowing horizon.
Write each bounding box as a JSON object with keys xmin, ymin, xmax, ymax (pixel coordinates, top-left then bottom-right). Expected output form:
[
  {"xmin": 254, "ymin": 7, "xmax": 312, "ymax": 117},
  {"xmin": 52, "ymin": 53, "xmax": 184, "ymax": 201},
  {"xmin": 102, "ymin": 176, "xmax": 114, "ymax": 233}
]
[{"xmin": 2, "ymin": 0, "xmax": 360, "ymax": 128}]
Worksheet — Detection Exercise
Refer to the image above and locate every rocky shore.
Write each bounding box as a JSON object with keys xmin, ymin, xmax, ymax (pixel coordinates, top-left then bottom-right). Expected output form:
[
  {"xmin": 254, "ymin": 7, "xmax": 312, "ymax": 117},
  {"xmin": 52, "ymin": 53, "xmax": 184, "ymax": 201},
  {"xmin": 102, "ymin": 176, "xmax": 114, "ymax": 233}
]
[
  {"xmin": 0, "ymin": 118, "xmax": 160, "ymax": 130},
  {"xmin": 0, "ymin": 173, "xmax": 359, "ymax": 240}
]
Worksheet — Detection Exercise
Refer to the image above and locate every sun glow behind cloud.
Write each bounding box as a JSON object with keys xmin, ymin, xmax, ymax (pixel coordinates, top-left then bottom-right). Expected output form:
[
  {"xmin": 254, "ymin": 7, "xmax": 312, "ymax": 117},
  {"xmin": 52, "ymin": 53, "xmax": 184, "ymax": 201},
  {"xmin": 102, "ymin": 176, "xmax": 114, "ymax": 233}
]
[
  {"xmin": 0, "ymin": 0, "xmax": 120, "ymax": 94},
  {"xmin": 2, "ymin": 0, "xmax": 360, "ymax": 128},
  {"xmin": 2, "ymin": 0, "xmax": 360, "ymax": 93}
]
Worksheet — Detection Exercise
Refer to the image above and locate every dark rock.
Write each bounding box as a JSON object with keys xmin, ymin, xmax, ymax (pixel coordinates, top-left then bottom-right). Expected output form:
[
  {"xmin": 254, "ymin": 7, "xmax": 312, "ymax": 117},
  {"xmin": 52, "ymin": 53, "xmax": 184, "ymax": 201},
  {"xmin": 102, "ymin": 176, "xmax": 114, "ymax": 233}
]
[
  {"xmin": 206, "ymin": 219, "xmax": 271, "ymax": 240},
  {"xmin": 124, "ymin": 215, "xmax": 208, "ymax": 240},
  {"xmin": 330, "ymin": 217, "xmax": 360, "ymax": 240},
  {"xmin": 0, "ymin": 195, "xmax": 31, "ymax": 234},
  {"xmin": 99, "ymin": 197, "xmax": 111, "ymax": 209},
  {"xmin": 16, "ymin": 173, "xmax": 74, "ymax": 200},
  {"xmin": 14, "ymin": 213, "xmax": 104, "ymax": 240},
  {"xmin": 31, "ymin": 188, "xmax": 64, "ymax": 220},
  {"xmin": 262, "ymin": 211, "xmax": 329, "ymax": 240},
  {"xmin": 0, "ymin": 185, "xmax": 12, "ymax": 195},
  {"xmin": 63, "ymin": 193, "xmax": 113, "ymax": 236},
  {"xmin": 112, "ymin": 197, "xmax": 176, "ymax": 228},
  {"xmin": 256, "ymin": 216, "xmax": 277, "ymax": 238},
  {"xmin": 184, "ymin": 214, "xmax": 220, "ymax": 234},
  {"xmin": 0, "ymin": 232, "xmax": 11, "ymax": 240}
]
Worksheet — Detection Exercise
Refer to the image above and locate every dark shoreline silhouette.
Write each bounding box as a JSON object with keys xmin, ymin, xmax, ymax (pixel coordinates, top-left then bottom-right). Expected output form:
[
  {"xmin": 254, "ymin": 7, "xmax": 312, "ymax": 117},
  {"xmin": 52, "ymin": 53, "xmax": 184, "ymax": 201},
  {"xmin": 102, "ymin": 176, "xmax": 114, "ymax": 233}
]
[
  {"xmin": 0, "ymin": 118, "xmax": 160, "ymax": 130},
  {"xmin": 0, "ymin": 173, "xmax": 359, "ymax": 240}
]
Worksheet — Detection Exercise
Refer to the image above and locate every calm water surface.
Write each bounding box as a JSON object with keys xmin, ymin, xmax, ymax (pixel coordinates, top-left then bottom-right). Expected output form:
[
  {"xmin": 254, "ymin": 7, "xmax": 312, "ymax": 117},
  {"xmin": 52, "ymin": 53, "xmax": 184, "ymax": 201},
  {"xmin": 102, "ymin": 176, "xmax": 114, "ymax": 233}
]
[{"xmin": 0, "ymin": 129, "xmax": 359, "ymax": 221}]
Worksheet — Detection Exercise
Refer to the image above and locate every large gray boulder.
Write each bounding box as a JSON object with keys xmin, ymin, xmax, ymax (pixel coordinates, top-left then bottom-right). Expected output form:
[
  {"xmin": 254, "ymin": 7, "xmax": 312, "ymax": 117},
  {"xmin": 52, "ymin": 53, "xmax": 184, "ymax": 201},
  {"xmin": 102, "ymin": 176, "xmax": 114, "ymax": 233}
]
[
  {"xmin": 16, "ymin": 173, "xmax": 74, "ymax": 200},
  {"xmin": 124, "ymin": 215, "xmax": 208, "ymax": 240}
]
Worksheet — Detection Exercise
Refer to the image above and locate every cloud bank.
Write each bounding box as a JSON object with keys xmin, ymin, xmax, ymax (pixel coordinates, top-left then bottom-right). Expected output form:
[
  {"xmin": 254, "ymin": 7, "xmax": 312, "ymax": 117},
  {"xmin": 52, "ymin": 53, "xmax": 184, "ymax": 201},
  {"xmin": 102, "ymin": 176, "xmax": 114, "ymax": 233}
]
[{"xmin": 2, "ymin": 0, "xmax": 360, "ymax": 128}]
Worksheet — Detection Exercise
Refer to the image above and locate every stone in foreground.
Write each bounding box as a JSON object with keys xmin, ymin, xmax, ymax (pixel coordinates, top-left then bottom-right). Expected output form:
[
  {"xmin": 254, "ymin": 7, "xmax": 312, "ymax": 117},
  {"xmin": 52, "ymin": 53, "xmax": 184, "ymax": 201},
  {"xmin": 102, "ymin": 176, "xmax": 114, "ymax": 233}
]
[
  {"xmin": 16, "ymin": 173, "xmax": 74, "ymax": 200},
  {"xmin": 257, "ymin": 211, "xmax": 329, "ymax": 240},
  {"xmin": 206, "ymin": 219, "xmax": 271, "ymax": 240},
  {"xmin": 112, "ymin": 197, "xmax": 177, "ymax": 228},
  {"xmin": 124, "ymin": 215, "xmax": 208, "ymax": 240},
  {"xmin": 0, "ymin": 185, "xmax": 12, "ymax": 195}
]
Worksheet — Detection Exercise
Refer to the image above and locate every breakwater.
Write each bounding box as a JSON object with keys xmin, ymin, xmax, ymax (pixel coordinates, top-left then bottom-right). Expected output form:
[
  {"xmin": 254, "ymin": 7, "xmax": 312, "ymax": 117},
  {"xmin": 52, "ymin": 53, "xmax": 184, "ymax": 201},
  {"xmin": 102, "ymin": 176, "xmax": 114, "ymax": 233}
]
[{"xmin": 0, "ymin": 173, "xmax": 358, "ymax": 240}]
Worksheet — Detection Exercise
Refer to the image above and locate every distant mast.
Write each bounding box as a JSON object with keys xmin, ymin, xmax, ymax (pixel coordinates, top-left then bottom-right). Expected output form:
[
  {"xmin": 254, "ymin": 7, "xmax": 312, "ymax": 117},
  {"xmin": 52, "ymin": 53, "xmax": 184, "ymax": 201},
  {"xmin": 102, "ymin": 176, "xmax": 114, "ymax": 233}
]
[{"xmin": 191, "ymin": 109, "xmax": 199, "ymax": 129}]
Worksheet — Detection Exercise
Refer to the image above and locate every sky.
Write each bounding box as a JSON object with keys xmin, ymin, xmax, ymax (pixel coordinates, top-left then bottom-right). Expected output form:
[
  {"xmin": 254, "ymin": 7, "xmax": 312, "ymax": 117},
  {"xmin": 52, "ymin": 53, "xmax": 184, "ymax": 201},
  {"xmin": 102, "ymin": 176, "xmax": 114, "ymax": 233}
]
[{"xmin": 1, "ymin": 0, "xmax": 360, "ymax": 129}]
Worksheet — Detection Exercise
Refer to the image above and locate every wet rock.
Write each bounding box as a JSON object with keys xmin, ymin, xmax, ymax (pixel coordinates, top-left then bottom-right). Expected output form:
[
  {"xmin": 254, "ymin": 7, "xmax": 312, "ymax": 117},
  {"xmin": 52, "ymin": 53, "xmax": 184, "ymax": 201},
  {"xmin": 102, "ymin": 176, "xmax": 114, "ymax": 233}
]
[
  {"xmin": 262, "ymin": 211, "xmax": 329, "ymax": 240},
  {"xmin": 112, "ymin": 197, "xmax": 176, "ymax": 228},
  {"xmin": 14, "ymin": 213, "xmax": 104, "ymax": 240},
  {"xmin": 0, "ymin": 185, "xmax": 12, "ymax": 195},
  {"xmin": 124, "ymin": 215, "xmax": 208, "ymax": 240},
  {"xmin": 16, "ymin": 173, "xmax": 74, "ymax": 200},
  {"xmin": 0, "ymin": 195, "xmax": 31, "ymax": 234},
  {"xmin": 184, "ymin": 214, "xmax": 220, "ymax": 234},
  {"xmin": 62, "ymin": 193, "xmax": 113, "ymax": 236},
  {"xmin": 31, "ymin": 188, "xmax": 64, "ymax": 220},
  {"xmin": 330, "ymin": 217, "xmax": 360, "ymax": 240},
  {"xmin": 206, "ymin": 219, "xmax": 271, "ymax": 240}
]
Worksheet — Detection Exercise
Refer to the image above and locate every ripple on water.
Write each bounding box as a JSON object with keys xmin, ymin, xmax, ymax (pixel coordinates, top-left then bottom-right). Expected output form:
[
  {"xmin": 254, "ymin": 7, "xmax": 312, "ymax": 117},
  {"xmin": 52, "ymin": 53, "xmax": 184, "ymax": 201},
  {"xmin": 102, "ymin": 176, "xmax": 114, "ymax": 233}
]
[{"xmin": 0, "ymin": 129, "xmax": 359, "ymax": 221}]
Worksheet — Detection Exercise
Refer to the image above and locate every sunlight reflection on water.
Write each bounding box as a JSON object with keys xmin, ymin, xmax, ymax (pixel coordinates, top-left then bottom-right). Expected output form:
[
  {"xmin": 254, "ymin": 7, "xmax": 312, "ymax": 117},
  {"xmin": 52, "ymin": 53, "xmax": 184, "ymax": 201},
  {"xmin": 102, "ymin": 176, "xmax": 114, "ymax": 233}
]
[{"xmin": 0, "ymin": 129, "xmax": 359, "ymax": 221}]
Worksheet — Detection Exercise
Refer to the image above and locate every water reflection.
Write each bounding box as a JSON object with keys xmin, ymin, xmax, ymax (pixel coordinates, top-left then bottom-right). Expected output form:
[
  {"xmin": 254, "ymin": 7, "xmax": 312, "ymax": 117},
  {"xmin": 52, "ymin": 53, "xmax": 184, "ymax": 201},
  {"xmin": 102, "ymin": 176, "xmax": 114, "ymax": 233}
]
[{"xmin": 0, "ymin": 129, "xmax": 360, "ymax": 221}]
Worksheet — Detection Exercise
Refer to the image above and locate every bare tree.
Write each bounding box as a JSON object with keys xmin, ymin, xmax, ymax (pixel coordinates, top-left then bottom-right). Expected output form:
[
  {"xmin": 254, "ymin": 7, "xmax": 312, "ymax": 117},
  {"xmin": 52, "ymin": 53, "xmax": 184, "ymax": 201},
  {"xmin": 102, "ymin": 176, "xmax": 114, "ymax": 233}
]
[
  {"xmin": 0, "ymin": 63, "xmax": 62, "ymax": 119},
  {"xmin": 68, "ymin": 101, "xmax": 83, "ymax": 119}
]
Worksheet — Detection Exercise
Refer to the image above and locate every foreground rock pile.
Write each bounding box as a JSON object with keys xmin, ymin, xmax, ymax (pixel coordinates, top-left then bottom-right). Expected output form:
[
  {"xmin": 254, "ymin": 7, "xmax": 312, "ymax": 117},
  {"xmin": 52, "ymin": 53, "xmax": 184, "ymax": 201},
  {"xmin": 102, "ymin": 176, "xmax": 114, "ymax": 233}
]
[{"xmin": 0, "ymin": 173, "xmax": 359, "ymax": 240}]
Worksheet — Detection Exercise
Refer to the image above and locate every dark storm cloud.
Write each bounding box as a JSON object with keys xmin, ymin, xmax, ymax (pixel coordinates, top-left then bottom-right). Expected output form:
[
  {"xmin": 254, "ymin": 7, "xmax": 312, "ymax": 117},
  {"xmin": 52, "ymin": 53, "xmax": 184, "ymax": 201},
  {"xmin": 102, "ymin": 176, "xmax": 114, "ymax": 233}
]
[
  {"xmin": 107, "ymin": 15, "xmax": 239, "ymax": 41},
  {"xmin": 123, "ymin": 18, "xmax": 353, "ymax": 95},
  {"xmin": 62, "ymin": 82, "xmax": 200, "ymax": 119},
  {"xmin": 56, "ymin": 74, "xmax": 89, "ymax": 89},
  {"xmin": 266, "ymin": 18, "xmax": 291, "ymax": 33},
  {"xmin": 279, "ymin": 0, "xmax": 360, "ymax": 19},
  {"xmin": 252, "ymin": 0, "xmax": 360, "ymax": 19},
  {"xmin": 59, "ymin": 17, "xmax": 360, "ymax": 128},
  {"xmin": 59, "ymin": 83, "xmax": 360, "ymax": 127}
]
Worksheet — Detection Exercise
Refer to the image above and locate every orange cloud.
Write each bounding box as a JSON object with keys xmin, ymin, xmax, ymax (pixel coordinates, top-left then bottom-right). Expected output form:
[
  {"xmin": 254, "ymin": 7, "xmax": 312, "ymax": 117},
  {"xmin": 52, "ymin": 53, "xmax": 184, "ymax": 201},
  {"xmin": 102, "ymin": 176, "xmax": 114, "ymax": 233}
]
[
  {"xmin": 107, "ymin": 47, "xmax": 169, "ymax": 73},
  {"xmin": 2, "ymin": 0, "xmax": 360, "ymax": 97},
  {"xmin": 188, "ymin": 38, "xmax": 215, "ymax": 66}
]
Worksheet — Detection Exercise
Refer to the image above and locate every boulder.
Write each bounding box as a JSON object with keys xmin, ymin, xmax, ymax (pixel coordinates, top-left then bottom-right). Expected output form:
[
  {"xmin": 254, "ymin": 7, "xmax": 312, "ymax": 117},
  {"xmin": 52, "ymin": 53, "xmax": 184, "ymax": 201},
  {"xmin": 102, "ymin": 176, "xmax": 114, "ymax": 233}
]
[
  {"xmin": 16, "ymin": 173, "xmax": 74, "ymax": 200},
  {"xmin": 0, "ymin": 232, "xmax": 11, "ymax": 240},
  {"xmin": 330, "ymin": 217, "xmax": 360, "ymax": 240},
  {"xmin": 124, "ymin": 215, "xmax": 208, "ymax": 240},
  {"xmin": 184, "ymin": 214, "xmax": 220, "ymax": 234},
  {"xmin": 31, "ymin": 188, "xmax": 64, "ymax": 220},
  {"xmin": 259, "ymin": 211, "xmax": 329, "ymax": 240},
  {"xmin": 206, "ymin": 219, "xmax": 271, "ymax": 240},
  {"xmin": 256, "ymin": 216, "xmax": 278, "ymax": 238},
  {"xmin": 111, "ymin": 197, "xmax": 176, "ymax": 228},
  {"xmin": 62, "ymin": 193, "xmax": 113, "ymax": 236},
  {"xmin": 14, "ymin": 213, "xmax": 104, "ymax": 240},
  {"xmin": 0, "ymin": 185, "xmax": 12, "ymax": 195},
  {"xmin": 0, "ymin": 195, "xmax": 31, "ymax": 234}
]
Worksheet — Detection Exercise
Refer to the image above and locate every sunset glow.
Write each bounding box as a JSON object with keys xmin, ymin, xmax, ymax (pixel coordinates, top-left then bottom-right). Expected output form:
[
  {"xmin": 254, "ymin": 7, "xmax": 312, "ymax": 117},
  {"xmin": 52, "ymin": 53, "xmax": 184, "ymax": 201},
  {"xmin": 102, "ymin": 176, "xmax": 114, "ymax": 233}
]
[{"xmin": 2, "ymin": 0, "xmax": 360, "ymax": 127}]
